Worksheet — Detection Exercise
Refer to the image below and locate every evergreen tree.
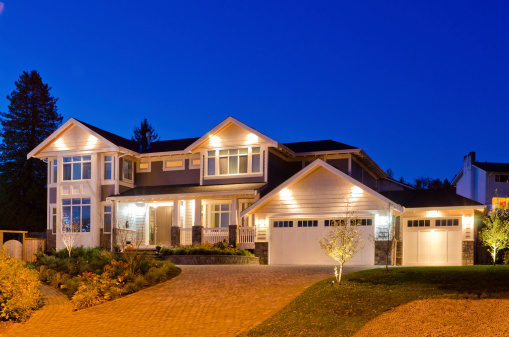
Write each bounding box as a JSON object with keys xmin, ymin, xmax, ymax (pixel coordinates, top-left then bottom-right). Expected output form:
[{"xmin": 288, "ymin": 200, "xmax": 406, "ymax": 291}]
[
  {"xmin": 0, "ymin": 70, "xmax": 62, "ymax": 231},
  {"xmin": 131, "ymin": 118, "xmax": 160, "ymax": 150}
]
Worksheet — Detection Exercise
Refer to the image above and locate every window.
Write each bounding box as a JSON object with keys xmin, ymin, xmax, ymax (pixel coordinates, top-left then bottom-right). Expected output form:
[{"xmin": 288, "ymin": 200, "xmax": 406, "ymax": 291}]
[
  {"xmin": 325, "ymin": 218, "xmax": 372, "ymax": 226},
  {"xmin": 52, "ymin": 160, "xmax": 57, "ymax": 183},
  {"xmin": 123, "ymin": 160, "xmax": 133, "ymax": 180},
  {"xmin": 140, "ymin": 163, "xmax": 149, "ymax": 169},
  {"xmin": 211, "ymin": 204, "xmax": 230, "ymax": 227},
  {"xmin": 51, "ymin": 207, "xmax": 57, "ymax": 234},
  {"xmin": 62, "ymin": 198, "xmax": 91, "ymax": 232},
  {"xmin": 274, "ymin": 220, "xmax": 293, "ymax": 228},
  {"xmin": 407, "ymin": 219, "xmax": 431, "ymax": 227},
  {"xmin": 189, "ymin": 158, "xmax": 201, "ymax": 169},
  {"xmin": 104, "ymin": 156, "xmax": 113, "ymax": 180},
  {"xmin": 104, "ymin": 205, "xmax": 112, "ymax": 233},
  {"xmin": 297, "ymin": 220, "xmax": 318, "ymax": 227},
  {"xmin": 436, "ymin": 219, "xmax": 459, "ymax": 227},
  {"xmin": 206, "ymin": 147, "xmax": 261, "ymax": 176},
  {"xmin": 63, "ymin": 156, "xmax": 91, "ymax": 181},
  {"xmin": 164, "ymin": 160, "xmax": 184, "ymax": 171},
  {"xmin": 495, "ymin": 175, "xmax": 509, "ymax": 183}
]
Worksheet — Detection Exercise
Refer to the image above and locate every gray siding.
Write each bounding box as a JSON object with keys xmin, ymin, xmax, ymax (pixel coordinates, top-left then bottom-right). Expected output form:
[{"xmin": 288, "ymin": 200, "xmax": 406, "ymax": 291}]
[
  {"xmin": 326, "ymin": 158, "xmax": 349, "ymax": 175},
  {"xmin": 363, "ymin": 173, "xmax": 377, "ymax": 190},
  {"xmin": 119, "ymin": 185, "xmax": 131, "ymax": 194},
  {"xmin": 351, "ymin": 160, "xmax": 363, "ymax": 181},
  {"xmin": 49, "ymin": 187, "xmax": 57, "ymax": 204},
  {"xmin": 202, "ymin": 176, "xmax": 265, "ymax": 186},
  {"xmin": 101, "ymin": 185, "xmax": 116, "ymax": 201},
  {"xmin": 135, "ymin": 160, "xmax": 200, "ymax": 187},
  {"xmin": 265, "ymin": 151, "xmax": 302, "ymax": 196}
]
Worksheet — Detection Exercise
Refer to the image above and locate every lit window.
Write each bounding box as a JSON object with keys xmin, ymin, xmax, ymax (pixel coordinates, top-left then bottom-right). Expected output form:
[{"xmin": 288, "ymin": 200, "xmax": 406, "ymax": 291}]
[
  {"xmin": 63, "ymin": 156, "xmax": 91, "ymax": 181},
  {"xmin": 207, "ymin": 147, "xmax": 261, "ymax": 176},
  {"xmin": 104, "ymin": 156, "xmax": 113, "ymax": 180},
  {"xmin": 123, "ymin": 160, "xmax": 133, "ymax": 180},
  {"xmin": 62, "ymin": 198, "xmax": 91, "ymax": 232},
  {"xmin": 211, "ymin": 204, "xmax": 230, "ymax": 227},
  {"xmin": 104, "ymin": 205, "xmax": 112, "ymax": 233},
  {"xmin": 140, "ymin": 163, "xmax": 149, "ymax": 169},
  {"xmin": 190, "ymin": 158, "xmax": 201, "ymax": 169},
  {"xmin": 164, "ymin": 160, "xmax": 184, "ymax": 170}
]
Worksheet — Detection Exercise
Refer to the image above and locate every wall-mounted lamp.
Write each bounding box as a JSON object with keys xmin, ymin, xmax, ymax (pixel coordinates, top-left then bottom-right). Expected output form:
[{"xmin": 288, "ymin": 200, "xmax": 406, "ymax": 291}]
[{"xmin": 258, "ymin": 220, "xmax": 266, "ymax": 228}]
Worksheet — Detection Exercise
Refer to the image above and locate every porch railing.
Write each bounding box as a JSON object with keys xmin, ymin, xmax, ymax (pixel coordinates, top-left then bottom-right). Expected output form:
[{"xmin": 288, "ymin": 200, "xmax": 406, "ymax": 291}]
[
  {"xmin": 237, "ymin": 227, "xmax": 256, "ymax": 244},
  {"xmin": 202, "ymin": 228, "xmax": 229, "ymax": 244},
  {"xmin": 180, "ymin": 228, "xmax": 192, "ymax": 246}
]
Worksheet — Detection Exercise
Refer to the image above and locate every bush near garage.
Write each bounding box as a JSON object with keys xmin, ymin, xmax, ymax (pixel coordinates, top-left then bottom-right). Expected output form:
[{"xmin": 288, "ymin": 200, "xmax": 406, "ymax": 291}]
[
  {"xmin": 160, "ymin": 241, "xmax": 254, "ymax": 256},
  {"xmin": 0, "ymin": 251, "xmax": 41, "ymax": 321}
]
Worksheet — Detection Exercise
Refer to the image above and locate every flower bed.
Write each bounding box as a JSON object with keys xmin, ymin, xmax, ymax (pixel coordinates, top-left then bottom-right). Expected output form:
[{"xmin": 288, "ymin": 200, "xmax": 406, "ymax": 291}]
[{"xmin": 35, "ymin": 247, "xmax": 180, "ymax": 310}]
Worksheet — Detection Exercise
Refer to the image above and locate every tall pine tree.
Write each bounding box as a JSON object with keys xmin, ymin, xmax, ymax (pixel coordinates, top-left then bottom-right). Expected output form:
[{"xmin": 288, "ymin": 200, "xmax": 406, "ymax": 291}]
[
  {"xmin": 0, "ymin": 70, "xmax": 62, "ymax": 231},
  {"xmin": 131, "ymin": 118, "xmax": 160, "ymax": 150}
]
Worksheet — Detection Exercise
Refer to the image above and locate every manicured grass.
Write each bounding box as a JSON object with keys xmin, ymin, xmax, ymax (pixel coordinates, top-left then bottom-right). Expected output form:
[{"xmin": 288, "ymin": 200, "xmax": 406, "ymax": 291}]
[{"xmin": 242, "ymin": 266, "xmax": 509, "ymax": 337}]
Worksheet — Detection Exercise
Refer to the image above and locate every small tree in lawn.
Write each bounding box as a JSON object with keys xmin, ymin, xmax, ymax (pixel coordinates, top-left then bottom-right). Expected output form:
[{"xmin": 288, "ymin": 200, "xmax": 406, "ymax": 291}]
[
  {"xmin": 60, "ymin": 218, "xmax": 80, "ymax": 258},
  {"xmin": 320, "ymin": 199, "xmax": 364, "ymax": 285},
  {"xmin": 375, "ymin": 203, "xmax": 396, "ymax": 272},
  {"xmin": 481, "ymin": 208, "xmax": 509, "ymax": 265}
]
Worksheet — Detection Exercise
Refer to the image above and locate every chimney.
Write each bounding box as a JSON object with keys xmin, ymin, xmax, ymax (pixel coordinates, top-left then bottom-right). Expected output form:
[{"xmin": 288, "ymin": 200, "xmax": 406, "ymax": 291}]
[{"xmin": 147, "ymin": 131, "xmax": 152, "ymax": 149}]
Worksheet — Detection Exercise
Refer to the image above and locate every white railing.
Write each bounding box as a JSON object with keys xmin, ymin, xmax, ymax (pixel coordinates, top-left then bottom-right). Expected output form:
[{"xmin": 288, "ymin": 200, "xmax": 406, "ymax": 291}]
[
  {"xmin": 237, "ymin": 227, "xmax": 256, "ymax": 244},
  {"xmin": 202, "ymin": 228, "xmax": 229, "ymax": 244},
  {"xmin": 180, "ymin": 228, "xmax": 192, "ymax": 246}
]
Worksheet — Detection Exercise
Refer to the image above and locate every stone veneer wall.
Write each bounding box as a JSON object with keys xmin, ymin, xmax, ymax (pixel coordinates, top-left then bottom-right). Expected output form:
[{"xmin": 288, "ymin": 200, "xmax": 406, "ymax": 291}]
[
  {"xmin": 255, "ymin": 242, "xmax": 269, "ymax": 265},
  {"xmin": 192, "ymin": 226, "xmax": 203, "ymax": 245},
  {"xmin": 462, "ymin": 241, "xmax": 475, "ymax": 265},
  {"xmin": 46, "ymin": 229, "xmax": 56, "ymax": 251},
  {"xmin": 229, "ymin": 225, "xmax": 237, "ymax": 247},
  {"xmin": 100, "ymin": 229, "xmax": 111, "ymax": 251},
  {"xmin": 171, "ymin": 227, "xmax": 181, "ymax": 246}
]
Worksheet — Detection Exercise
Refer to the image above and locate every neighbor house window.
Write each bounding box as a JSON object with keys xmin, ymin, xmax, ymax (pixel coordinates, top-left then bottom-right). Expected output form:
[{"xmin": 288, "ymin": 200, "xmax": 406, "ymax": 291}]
[
  {"xmin": 206, "ymin": 147, "xmax": 261, "ymax": 176},
  {"xmin": 211, "ymin": 204, "xmax": 230, "ymax": 227},
  {"xmin": 123, "ymin": 160, "xmax": 133, "ymax": 180},
  {"xmin": 51, "ymin": 207, "xmax": 57, "ymax": 234},
  {"xmin": 104, "ymin": 156, "xmax": 113, "ymax": 180},
  {"xmin": 62, "ymin": 198, "xmax": 91, "ymax": 232},
  {"xmin": 63, "ymin": 156, "xmax": 91, "ymax": 181},
  {"xmin": 104, "ymin": 205, "xmax": 112, "ymax": 233},
  {"xmin": 52, "ymin": 160, "xmax": 57, "ymax": 183},
  {"xmin": 495, "ymin": 175, "xmax": 509, "ymax": 183}
]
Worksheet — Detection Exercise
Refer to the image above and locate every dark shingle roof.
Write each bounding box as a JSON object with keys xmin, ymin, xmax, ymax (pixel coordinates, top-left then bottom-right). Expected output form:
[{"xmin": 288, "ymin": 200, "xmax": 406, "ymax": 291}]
[
  {"xmin": 474, "ymin": 162, "xmax": 509, "ymax": 173},
  {"xmin": 77, "ymin": 119, "xmax": 139, "ymax": 152},
  {"xmin": 283, "ymin": 140, "xmax": 358, "ymax": 153},
  {"xmin": 381, "ymin": 190, "xmax": 483, "ymax": 208},
  {"xmin": 114, "ymin": 183, "xmax": 267, "ymax": 197}
]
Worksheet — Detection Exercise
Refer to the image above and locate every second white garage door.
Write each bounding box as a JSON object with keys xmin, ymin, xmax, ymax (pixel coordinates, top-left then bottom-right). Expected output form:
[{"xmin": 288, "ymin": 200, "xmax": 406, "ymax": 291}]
[{"xmin": 269, "ymin": 218, "xmax": 375, "ymax": 265}]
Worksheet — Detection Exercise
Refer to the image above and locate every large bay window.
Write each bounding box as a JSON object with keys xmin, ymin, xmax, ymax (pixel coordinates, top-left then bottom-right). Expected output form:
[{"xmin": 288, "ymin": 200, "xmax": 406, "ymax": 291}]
[
  {"xmin": 62, "ymin": 198, "xmax": 91, "ymax": 232},
  {"xmin": 63, "ymin": 156, "xmax": 91, "ymax": 181},
  {"xmin": 207, "ymin": 147, "xmax": 261, "ymax": 176}
]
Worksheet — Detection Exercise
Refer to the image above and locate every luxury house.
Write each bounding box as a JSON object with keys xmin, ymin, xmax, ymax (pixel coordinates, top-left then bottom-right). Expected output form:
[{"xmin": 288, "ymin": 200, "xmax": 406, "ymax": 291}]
[
  {"xmin": 452, "ymin": 152, "xmax": 509, "ymax": 210},
  {"xmin": 28, "ymin": 117, "xmax": 484, "ymax": 266}
]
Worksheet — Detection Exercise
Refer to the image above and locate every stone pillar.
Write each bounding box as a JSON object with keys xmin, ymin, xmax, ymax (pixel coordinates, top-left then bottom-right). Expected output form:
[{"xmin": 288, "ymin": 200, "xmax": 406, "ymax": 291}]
[
  {"xmin": 99, "ymin": 228, "xmax": 111, "ymax": 251},
  {"xmin": 462, "ymin": 241, "xmax": 475, "ymax": 265},
  {"xmin": 171, "ymin": 227, "xmax": 181, "ymax": 247},
  {"xmin": 255, "ymin": 242, "xmax": 269, "ymax": 265},
  {"xmin": 46, "ymin": 229, "xmax": 56, "ymax": 251},
  {"xmin": 192, "ymin": 226, "xmax": 203, "ymax": 246},
  {"xmin": 395, "ymin": 241, "xmax": 403, "ymax": 266}
]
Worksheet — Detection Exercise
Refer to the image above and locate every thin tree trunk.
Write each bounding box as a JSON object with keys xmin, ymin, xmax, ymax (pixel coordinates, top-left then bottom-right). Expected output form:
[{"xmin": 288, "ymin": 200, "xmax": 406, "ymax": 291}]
[{"xmin": 338, "ymin": 263, "xmax": 343, "ymax": 285}]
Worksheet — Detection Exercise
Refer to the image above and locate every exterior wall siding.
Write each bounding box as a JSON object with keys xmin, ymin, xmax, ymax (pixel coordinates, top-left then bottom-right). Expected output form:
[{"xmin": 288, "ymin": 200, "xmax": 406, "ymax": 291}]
[
  {"xmin": 135, "ymin": 161, "xmax": 200, "ymax": 186},
  {"xmin": 326, "ymin": 158, "xmax": 349, "ymax": 174},
  {"xmin": 40, "ymin": 125, "xmax": 111, "ymax": 154},
  {"xmin": 101, "ymin": 185, "xmax": 116, "ymax": 201},
  {"xmin": 202, "ymin": 176, "xmax": 265, "ymax": 186},
  {"xmin": 49, "ymin": 187, "xmax": 57, "ymax": 204}
]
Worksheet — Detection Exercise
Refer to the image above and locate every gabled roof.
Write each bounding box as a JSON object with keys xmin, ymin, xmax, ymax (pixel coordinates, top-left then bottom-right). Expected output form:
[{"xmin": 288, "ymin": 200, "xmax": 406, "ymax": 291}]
[
  {"xmin": 380, "ymin": 190, "xmax": 484, "ymax": 209},
  {"xmin": 108, "ymin": 183, "xmax": 267, "ymax": 199},
  {"xmin": 474, "ymin": 162, "xmax": 509, "ymax": 173},
  {"xmin": 76, "ymin": 119, "xmax": 139, "ymax": 152},
  {"xmin": 241, "ymin": 159, "xmax": 404, "ymax": 216},
  {"xmin": 283, "ymin": 140, "xmax": 358, "ymax": 153},
  {"xmin": 184, "ymin": 116, "xmax": 279, "ymax": 152}
]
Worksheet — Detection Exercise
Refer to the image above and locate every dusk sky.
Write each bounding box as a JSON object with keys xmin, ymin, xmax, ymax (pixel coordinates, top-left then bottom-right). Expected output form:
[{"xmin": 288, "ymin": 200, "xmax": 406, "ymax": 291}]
[{"xmin": 0, "ymin": 1, "xmax": 508, "ymax": 182}]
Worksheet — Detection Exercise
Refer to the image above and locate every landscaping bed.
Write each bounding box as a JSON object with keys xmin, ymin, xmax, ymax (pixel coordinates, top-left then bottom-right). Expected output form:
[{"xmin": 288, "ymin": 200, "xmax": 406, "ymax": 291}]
[
  {"xmin": 160, "ymin": 242, "xmax": 257, "ymax": 265},
  {"xmin": 35, "ymin": 247, "xmax": 180, "ymax": 310},
  {"xmin": 241, "ymin": 266, "xmax": 509, "ymax": 337}
]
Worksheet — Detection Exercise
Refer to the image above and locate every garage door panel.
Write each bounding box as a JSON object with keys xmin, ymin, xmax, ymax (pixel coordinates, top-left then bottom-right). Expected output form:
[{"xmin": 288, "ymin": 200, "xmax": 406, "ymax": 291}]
[
  {"xmin": 431, "ymin": 231, "xmax": 447, "ymax": 264},
  {"xmin": 418, "ymin": 231, "xmax": 431, "ymax": 264}
]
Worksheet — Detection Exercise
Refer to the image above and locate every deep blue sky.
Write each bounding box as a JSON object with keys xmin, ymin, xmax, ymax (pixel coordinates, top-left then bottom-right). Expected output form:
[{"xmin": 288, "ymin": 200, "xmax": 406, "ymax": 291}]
[{"xmin": 1, "ymin": 1, "xmax": 508, "ymax": 182}]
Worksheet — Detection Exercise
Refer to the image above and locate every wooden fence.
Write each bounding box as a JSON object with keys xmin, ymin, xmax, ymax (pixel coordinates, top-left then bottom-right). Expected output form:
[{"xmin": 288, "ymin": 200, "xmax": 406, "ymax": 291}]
[{"xmin": 24, "ymin": 238, "xmax": 46, "ymax": 262}]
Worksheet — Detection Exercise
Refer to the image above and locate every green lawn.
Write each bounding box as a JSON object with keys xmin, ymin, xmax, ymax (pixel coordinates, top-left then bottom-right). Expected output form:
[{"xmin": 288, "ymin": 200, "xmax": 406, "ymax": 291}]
[{"xmin": 241, "ymin": 266, "xmax": 509, "ymax": 337}]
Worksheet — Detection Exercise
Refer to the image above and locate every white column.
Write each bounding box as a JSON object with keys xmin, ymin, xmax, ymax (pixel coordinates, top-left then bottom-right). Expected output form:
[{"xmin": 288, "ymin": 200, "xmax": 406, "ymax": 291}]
[
  {"xmin": 230, "ymin": 198, "xmax": 238, "ymax": 226},
  {"xmin": 194, "ymin": 198, "xmax": 202, "ymax": 226},
  {"xmin": 172, "ymin": 199, "xmax": 180, "ymax": 227}
]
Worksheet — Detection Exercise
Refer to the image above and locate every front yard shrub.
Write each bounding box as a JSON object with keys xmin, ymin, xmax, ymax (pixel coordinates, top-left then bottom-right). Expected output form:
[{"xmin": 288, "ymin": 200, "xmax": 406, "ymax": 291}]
[
  {"xmin": 0, "ymin": 251, "xmax": 41, "ymax": 321},
  {"xmin": 160, "ymin": 242, "xmax": 253, "ymax": 257},
  {"xmin": 35, "ymin": 248, "xmax": 180, "ymax": 310}
]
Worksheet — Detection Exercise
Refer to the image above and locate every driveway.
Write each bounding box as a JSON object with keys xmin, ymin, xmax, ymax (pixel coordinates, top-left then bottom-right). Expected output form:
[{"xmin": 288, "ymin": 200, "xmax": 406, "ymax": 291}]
[{"xmin": 4, "ymin": 265, "xmax": 373, "ymax": 337}]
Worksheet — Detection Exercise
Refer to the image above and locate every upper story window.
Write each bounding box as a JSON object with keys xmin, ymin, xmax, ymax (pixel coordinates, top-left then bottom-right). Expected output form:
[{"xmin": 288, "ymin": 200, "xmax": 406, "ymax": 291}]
[
  {"xmin": 104, "ymin": 156, "xmax": 113, "ymax": 180},
  {"xmin": 164, "ymin": 159, "xmax": 184, "ymax": 171},
  {"xmin": 495, "ymin": 175, "xmax": 509, "ymax": 183},
  {"xmin": 63, "ymin": 156, "xmax": 91, "ymax": 181},
  {"xmin": 123, "ymin": 160, "xmax": 133, "ymax": 180},
  {"xmin": 189, "ymin": 158, "xmax": 201, "ymax": 169},
  {"xmin": 52, "ymin": 160, "xmax": 57, "ymax": 183},
  {"xmin": 206, "ymin": 147, "xmax": 261, "ymax": 176}
]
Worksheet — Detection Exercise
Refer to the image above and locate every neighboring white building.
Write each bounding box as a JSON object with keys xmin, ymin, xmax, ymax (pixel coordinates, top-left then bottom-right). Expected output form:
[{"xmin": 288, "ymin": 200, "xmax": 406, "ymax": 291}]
[
  {"xmin": 28, "ymin": 117, "xmax": 485, "ymax": 266},
  {"xmin": 452, "ymin": 152, "xmax": 509, "ymax": 210}
]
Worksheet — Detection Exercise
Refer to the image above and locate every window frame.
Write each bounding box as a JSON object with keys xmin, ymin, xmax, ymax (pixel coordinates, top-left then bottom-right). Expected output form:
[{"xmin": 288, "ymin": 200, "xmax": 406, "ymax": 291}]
[
  {"xmin": 137, "ymin": 160, "xmax": 151, "ymax": 173},
  {"xmin": 210, "ymin": 203, "xmax": 231, "ymax": 228},
  {"xmin": 123, "ymin": 159, "xmax": 133, "ymax": 181},
  {"xmin": 189, "ymin": 158, "xmax": 201, "ymax": 170},
  {"xmin": 103, "ymin": 204, "xmax": 112, "ymax": 233},
  {"xmin": 163, "ymin": 159, "xmax": 185, "ymax": 171},
  {"xmin": 205, "ymin": 146, "xmax": 262, "ymax": 178},
  {"xmin": 52, "ymin": 159, "xmax": 58, "ymax": 183},
  {"xmin": 63, "ymin": 155, "xmax": 92, "ymax": 181},
  {"xmin": 61, "ymin": 197, "xmax": 91, "ymax": 233},
  {"xmin": 104, "ymin": 155, "xmax": 114, "ymax": 180}
]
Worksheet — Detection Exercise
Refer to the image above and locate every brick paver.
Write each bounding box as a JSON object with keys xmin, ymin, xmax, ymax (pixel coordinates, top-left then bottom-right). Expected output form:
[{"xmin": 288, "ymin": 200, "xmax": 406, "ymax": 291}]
[{"xmin": 3, "ymin": 265, "xmax": 372, "ymax": 337}]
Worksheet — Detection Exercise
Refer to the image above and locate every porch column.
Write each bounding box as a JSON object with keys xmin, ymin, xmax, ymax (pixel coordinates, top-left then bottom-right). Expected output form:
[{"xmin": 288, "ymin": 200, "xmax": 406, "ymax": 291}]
[
  {"xmin": 171, "ymin": 199, "xmax": 181, "ymax": 246},
  {"xmin": 229, "ymin": 198, "xmax": 238, "ymax": 247},
  {"xmin": 192, "ymin": 198, "xmax": 203, "ymax": 245}
]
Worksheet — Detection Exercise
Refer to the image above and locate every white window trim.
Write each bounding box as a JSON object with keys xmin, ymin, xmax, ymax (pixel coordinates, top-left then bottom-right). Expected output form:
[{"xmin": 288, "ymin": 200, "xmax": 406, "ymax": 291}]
[
  {"xmin": 102, "ymin": 154, "xmax": 115, "ymax": 183},
  {"xmin": 163, "ymin": 159, "xmax": 185, "ymax": 171},
  {"xmin": 204, "ymin": 146, "xmax": 263, "ymax": 178},
  {"xmin": 103, "ymin": 202, "xmax": 113, "ymax": 233},
  {"xmin": 63, "ymin": 155, "xmax": 92, "ymax": 181},
  {"xmin": 189, "ymin": 157, "xmax": 201, "ymax": 170},
  {"xmin": 123, "ymin": 159, "xmax": 134, "ymax": 181},
  {"xmin": 137, "ymin": 160, "xmax": 151, "ymax": 173}
]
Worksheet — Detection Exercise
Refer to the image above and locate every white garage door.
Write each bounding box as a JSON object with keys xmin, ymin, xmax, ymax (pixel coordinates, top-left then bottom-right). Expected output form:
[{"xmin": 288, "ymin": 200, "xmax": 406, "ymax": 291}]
[
  {"xmin": 403, "ymin": 218, "xmax": 462, "ymax": 266},
  {"xmin": 270, "ymin": 218, "xmax": 375, "ymax": 265}
]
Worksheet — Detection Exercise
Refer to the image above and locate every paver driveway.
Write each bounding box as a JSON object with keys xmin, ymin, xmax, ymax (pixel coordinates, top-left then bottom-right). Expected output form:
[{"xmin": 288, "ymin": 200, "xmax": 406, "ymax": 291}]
[{"xmin": 4, "ymin": 265, "xmax": 372, "ymax": 337}]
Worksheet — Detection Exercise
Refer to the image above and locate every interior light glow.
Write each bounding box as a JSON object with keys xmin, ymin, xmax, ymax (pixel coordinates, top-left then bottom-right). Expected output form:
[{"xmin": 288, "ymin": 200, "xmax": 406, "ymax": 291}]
[
  {"xmin": 246, "ymin": 133, "xmax": 258, "ymax": 144},
  {"xmin": 258, "ymin": 220, "xmax": 266, "ymax": 227},
  {"xmin": 210, "ymin": 135, "xmax": 220, "ymax": 147}
]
